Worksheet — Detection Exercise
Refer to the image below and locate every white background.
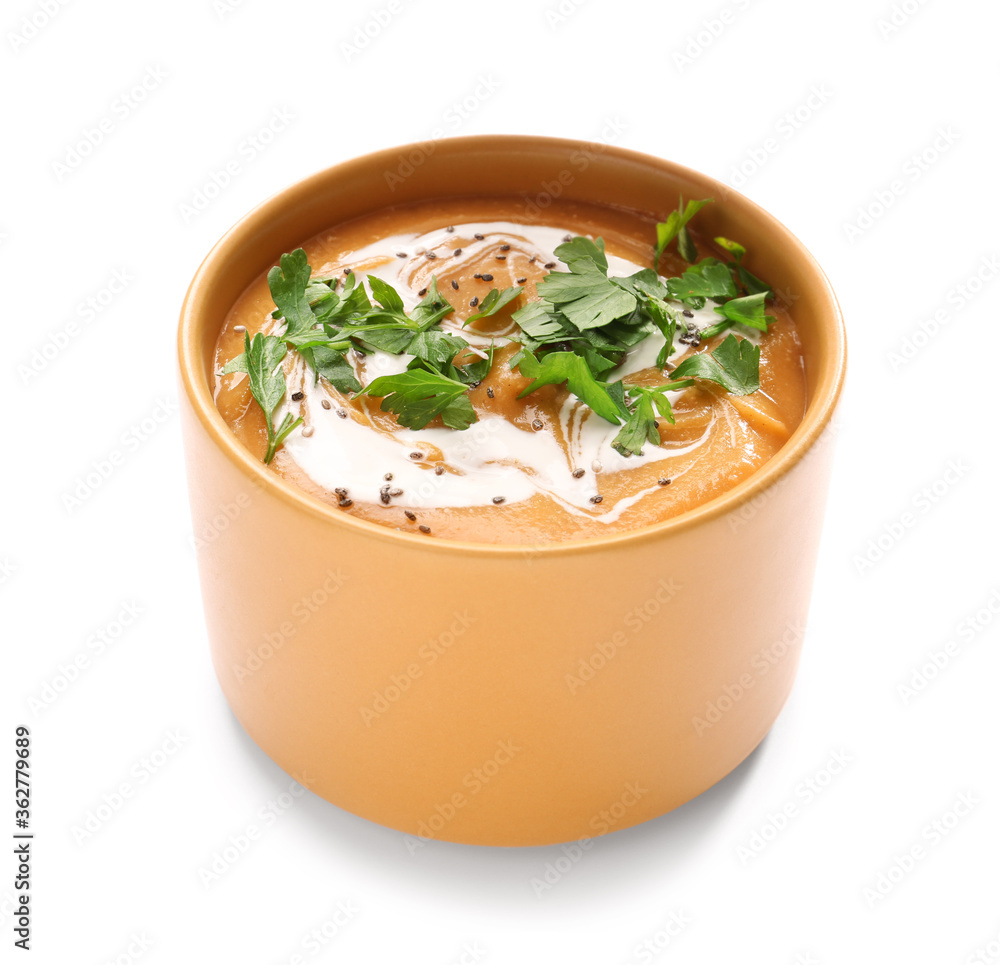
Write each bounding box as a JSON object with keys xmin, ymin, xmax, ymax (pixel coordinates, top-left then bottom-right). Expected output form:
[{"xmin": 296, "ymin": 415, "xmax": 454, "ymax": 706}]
[{"xmin": 3, "ymin": 0, "xmax": 999, "ymax": 962}]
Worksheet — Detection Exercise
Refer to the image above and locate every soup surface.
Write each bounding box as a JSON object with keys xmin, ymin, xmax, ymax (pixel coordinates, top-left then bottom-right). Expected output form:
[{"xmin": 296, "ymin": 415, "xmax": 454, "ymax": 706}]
[{"xmin": 213, "ymin": 197, "xmax": 806, "ymax": 543}]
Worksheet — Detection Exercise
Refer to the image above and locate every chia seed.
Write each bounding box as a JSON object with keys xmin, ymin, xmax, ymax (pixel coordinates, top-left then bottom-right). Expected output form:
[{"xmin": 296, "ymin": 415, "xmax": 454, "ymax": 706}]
[
  {"xmin": 516, "ymin": 277, "xmax": 527, "ymax": 284},
  {"xmin": 336, "ymin": 409, "xmax": 347, "ymax": 419},
  {"xmin": 682, "ymin": 309, "xmax": 694, "ymax": 318},
  {"xmin": 426, "ymin": 251, "xmax": 437, "ymax": 260},
  {"xmin": 474, "ymin": 233, "xmax": 484, "ymax": 240},
  {"xmin": 233, "ymin": 324, "xmax": 246, "ymax": 333},
  {"xmin": 301, "ymin": 426, "xmax": 314, "ymax": 437},
  {"xmin": 418, "ymin": 288, "xmax": 427, "ymax": 297},
  {"xmin": 321, "ymin": 399, "xmax": 332, "ymax": 410},
  {"xmin": 544, "ymin": 262, "xmax": 556, "ymax": 269},
  {"xmin": 405, "ymin": 510, "xmax": 416, "ymax": 521},
  {"xmin": 469, "ymin": 297, "xmax": 479, "ymax": 307},
  {"xmin": 492, "ymin": 496, "xmax": 506, "ymax": 504},
  {"xmin": 446, "ymin": 225, "xmax": 455, "ymax": 233},
  {"xmin": 658, "ymin": 478, "xmax": 672, "ymax": 486},
  {"xmin": 451, "ymin": 280, "xmax": 459, "ymax": 290},
  {"xmin": 532, "ymin": 419, "xmax": 543, "ymax": 430},
  {"xmin": 572, "ymin": 468, "xmax": 585, "ymax": 478},
  {"xmin": 486, "ymin": 387, "xmax": 494, "ymax": 398},
  {"xmin": 410, "ymin": 451, "xmax": 423, "ymax": 460},
  {"xmin": 590, "ymin": 495, "xmax": 603, "ymax": 504},
  {"xmin": 291, "ymin": 391, "xmax": 304, "ymax": 402},
  {"xmin": 481, "ymin": 273, "xmax": 494, "ymax": 282},
  {"xmin": 418, "ymin": 524, "xmax": 431, "ymax": 534},
  {"xmin": 454, "ymin": 248, "xmax": 463, "ymax": 256},
  {"xmin": 434, "ymin": 465, "xmax": 445, "ymax": 475}
]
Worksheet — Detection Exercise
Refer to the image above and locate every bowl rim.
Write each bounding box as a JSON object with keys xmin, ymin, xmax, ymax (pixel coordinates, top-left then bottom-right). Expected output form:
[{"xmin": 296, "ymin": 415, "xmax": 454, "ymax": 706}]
[{"xmin": 178, "ymin": 134, "xmax": 846, "ymax": 558}]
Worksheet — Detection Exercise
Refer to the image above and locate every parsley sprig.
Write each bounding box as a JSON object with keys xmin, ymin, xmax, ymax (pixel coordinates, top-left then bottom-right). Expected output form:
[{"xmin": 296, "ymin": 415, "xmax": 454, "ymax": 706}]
[{"xmin": 222, "ymin": 332, "xmax": 303, "ymax": 463}]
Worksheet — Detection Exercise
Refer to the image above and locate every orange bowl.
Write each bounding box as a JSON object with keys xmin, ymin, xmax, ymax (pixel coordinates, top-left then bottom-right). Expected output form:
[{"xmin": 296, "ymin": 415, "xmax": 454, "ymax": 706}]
[{"xmin": 178, "ymin": 135, "xmax": 846, "ymax": 846}]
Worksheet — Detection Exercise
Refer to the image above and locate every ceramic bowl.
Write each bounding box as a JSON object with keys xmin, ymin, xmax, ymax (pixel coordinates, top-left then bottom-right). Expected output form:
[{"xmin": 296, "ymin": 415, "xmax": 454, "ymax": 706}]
[{"xmin": 178, "ymin": 135, "xmax": 846, "ymax": 846}]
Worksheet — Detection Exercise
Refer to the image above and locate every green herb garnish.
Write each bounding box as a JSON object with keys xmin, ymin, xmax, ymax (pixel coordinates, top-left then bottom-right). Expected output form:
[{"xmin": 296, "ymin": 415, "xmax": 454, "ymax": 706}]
[
  {"xmin": 227, "ymin": 202, "xmax": 778, "ymax": 466},
  {"xmin": 222, "ymin": 332, "xmax": 303, "ymax": 463}
]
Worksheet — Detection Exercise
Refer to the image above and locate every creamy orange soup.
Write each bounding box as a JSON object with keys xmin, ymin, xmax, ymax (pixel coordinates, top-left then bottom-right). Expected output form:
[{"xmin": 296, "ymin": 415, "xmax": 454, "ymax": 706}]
[{"xmin": 214, "ymin": 197, "xmax": 805, "ymax": 544}]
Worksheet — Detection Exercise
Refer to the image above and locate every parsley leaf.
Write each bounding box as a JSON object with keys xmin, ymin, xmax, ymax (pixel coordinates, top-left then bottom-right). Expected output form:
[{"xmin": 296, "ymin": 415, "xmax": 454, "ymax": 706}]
[
  {"xmin": 407, "ymin": 330, "xmax": 469, "ymax": 368},
  {"xmin": 553, "ymin": 236, "xmax": 608, "ymax": 273},
  {"xmin": 611, "ymin": 386, "xmax": 680, "ymax": 457},
  {"xmin": 464, "ymin": 286, "xmax": 523, "ymax": 326},
  {"xmin": 362, "ymin": 368, "xmax": 477, "ymax": 431},
  {"xmin": 671, "ymin": 334, "xmax": 761, "ymax": 395},
  {"xmin": 222, "ymin": 332, "xmax": 302, "ymax": 463},
  {"xmin": 537, "ymin": 269, "xmax": 637, "ymax": 331},
  {"xmin": 302, "ymin": 344, "xmax": 362, "ymax": 394},
  {"xmin": 655, "ymin": 198, "xmax": 712, "ymax": 264},
  {"xmin": 409, "ymin": 278, "xmax": 455, "ymax": 330},
  {"xmin": 712, "ymin": 291, "xmax": 775, "ymax": 332},
  {"xmin": 267, "ymin": 249, "xmax": 317, "ymax": 339},
  {"xmin": 514, "ymin": 351, "xmax": 628, "ymax": 424},
  {"xmin": 666, "ymin": 260, "xmax": 738, "ymax": 302}
]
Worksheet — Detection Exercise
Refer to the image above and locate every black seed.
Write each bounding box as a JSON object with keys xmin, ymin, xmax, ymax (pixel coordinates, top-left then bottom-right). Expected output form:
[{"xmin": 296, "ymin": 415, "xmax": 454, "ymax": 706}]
[
  {"xmin": 658, "ymin": 478, "xmax": 672, "ymax": 486},
  {"xmin": 486, "ymin": 387, "xmax": 494, "ymax": 398},
  {"xmin": 419, "ymin": 524, "xmax": 431, "ymax": 534},
  {"xmin": 682, "ymin": 309, "xmax": 694, "ymax": 318},
  {"xmin": 404, "ymin": 510, "xmax": 416, "ymax": 521},
  {"xmin": 321, "ymin": 399, "xmax": 332, "ymax": 410},
  {"xmin": 339, "ymin": 498, "xmax": 353, "ymax": 508},
  {"xmin": 590, "ymin": 494, "xmax": 603, "ymax": 504},
  {"xmin": 451, "ymin": 280, "xmax": 459, "ymax": 290},
  {"xmin": 427, "ymin": 251, "xmax": 437, "ymax": 260},
  {"xmin": 418, "ymin": 288, "xmax": 427, "ymax": 296},
  {"xmin": 492, "ymin": 496, "xmax": 506, "ymax": 505},
  {"xmin": 384, "ymin": 472, "xmax": 393, "ymax": 481},
  {"xmin": 434, "ymin": 465, "xmax": 445, "ymax": 475},
  {"xmin": 544, "ymin": 262, "xmax": 556, "ymax": 269},
  {"xmin": 454, "ymin": 248, "xmax": 463, "ymax": 256},
  {"xmin": 496, "ymin": 254, "xmax": 507, "ymax": 260},
  {"xmin": 481, "ymin": 273, "xmax": 494, "ymax": 281},
  {"xmin": 396, "ymin": 252, "xmax": 406, "ymax": 259},
  {"xmin": 474, "ymin": 233, "xmax": 484, "ymax": 240},
  {"xmin": 336, "ymin": 409, "xmax": 347, "ymax": 419},
  {"xmin": 516, "ymin": 277, "xmax": 527, "ymax": 284},
  {"xmin": 469, "ymin": 296, "xmax": 479, "ymax": 307},
  {"xmin": 446, "ymin": 225, "xmax": 455, "ymax": 233},
  {"xmin": 410, "ymin": 451, "xmax": 423, "ymax": 460},
  {"xmin": 572, "ymin": 468, "xmax": 585, "ymax": 478},
  {"xmin": 532, "ymin": 419, "xmax": 543, "ymax": 431},
  {"xmin": 291, "ymin": 391, "xmax": 304, "ymax": 402}
]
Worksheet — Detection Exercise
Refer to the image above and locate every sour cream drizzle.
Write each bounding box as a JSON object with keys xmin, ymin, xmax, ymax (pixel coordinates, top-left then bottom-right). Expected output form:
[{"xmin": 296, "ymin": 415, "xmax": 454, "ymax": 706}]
[{"xmin": 273, "ymin": 222, "xmax": 753, "ymax": 522}]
